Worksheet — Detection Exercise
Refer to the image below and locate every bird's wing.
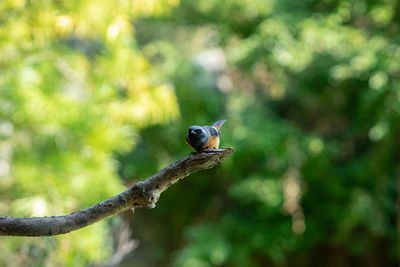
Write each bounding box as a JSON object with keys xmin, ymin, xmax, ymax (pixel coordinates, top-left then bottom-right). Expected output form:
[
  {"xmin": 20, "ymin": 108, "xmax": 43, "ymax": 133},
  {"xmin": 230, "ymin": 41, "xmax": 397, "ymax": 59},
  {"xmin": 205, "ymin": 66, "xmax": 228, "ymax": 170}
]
[{"xmin": 204, "ymin": 126, "xmax": 220, "ymax": 137}]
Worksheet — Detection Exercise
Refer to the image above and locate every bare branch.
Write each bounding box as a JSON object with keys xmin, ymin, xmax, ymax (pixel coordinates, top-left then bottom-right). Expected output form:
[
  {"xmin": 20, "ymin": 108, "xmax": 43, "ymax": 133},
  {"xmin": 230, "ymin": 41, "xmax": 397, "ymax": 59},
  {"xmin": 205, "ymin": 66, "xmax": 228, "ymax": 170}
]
[
  {"xmin": 100, "ymin": 220, "xmax": 139, "ymax": 267},
  {"xmin": 0, "ymin": 148, "xmax": 234, "ymax": 236}
]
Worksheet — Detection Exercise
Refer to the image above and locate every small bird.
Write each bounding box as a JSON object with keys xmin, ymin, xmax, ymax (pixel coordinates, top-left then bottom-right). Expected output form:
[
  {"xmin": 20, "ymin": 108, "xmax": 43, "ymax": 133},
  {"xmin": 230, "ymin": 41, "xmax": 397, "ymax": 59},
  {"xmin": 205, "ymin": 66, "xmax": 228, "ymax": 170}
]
[{"xmin": 186, "ymin": 120, "xmax": 226, "ymax": 152}]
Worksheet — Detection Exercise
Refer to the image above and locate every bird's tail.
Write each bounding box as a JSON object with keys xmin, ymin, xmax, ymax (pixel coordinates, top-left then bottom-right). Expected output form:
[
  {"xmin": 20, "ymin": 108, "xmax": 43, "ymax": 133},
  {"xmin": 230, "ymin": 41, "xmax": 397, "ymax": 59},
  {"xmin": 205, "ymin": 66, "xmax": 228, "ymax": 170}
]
[{"xmin": 213, "ymin": 119, "xmax": 226, "ymax": 130}]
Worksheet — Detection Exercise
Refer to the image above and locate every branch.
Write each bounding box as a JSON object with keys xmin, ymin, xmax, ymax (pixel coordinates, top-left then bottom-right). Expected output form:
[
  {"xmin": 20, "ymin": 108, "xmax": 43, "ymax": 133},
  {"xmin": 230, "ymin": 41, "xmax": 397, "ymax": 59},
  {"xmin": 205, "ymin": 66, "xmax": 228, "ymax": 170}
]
[
  {"xmin": 100, "ymin": 220, "xmax": 138, "ymax": 267},
  {"xmin": 0, "ymin": 148, "xmax": 234, "ymax": 236}
]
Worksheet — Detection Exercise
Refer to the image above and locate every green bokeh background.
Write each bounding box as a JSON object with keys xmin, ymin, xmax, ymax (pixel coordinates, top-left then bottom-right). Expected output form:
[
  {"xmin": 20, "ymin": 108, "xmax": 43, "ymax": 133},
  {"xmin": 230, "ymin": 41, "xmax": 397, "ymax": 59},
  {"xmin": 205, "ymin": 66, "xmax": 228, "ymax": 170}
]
[{"xmin": 0, "ymin": 0, "xmax": 399, "ymax": 266}]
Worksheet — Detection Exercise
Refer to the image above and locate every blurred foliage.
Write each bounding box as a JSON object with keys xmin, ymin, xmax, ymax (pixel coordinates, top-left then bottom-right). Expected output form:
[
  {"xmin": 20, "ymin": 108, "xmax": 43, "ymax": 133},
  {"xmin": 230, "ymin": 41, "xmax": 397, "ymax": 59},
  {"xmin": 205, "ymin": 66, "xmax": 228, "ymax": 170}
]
[
  {"xmin": 119, "ymin": 0, "xmax": 400, "ymax": 266},
  {"xmin": 0, "ymin": 0, "xmax": 178, "ymax": 266},
  {"xmin": 1, "ymin": 0, "xmax": 400, "ymax": 266}
]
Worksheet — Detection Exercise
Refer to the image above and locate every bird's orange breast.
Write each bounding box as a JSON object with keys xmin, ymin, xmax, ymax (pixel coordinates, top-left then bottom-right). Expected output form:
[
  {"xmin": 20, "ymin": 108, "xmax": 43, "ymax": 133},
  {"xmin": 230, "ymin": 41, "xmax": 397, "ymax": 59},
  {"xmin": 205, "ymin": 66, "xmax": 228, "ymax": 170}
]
[{"xmin": 201, "ymin": 136, "xmax": 220, "ymax": 150}]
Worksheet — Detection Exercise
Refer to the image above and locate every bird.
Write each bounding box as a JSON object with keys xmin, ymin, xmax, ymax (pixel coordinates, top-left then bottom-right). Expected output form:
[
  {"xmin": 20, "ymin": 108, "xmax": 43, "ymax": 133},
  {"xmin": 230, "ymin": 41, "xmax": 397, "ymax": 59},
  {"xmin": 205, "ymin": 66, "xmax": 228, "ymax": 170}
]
[{"xmin": 186, "ymin": 120, "xmax": 226, "ymax": 152}]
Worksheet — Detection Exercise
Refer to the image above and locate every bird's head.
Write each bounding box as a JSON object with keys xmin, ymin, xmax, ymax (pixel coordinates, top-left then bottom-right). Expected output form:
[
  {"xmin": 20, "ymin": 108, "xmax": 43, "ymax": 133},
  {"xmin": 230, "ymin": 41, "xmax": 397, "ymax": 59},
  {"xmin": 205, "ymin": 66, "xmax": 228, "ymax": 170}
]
[{"xmin": 187, "ymin": 125, "xmax": 209, "ymax": 146}]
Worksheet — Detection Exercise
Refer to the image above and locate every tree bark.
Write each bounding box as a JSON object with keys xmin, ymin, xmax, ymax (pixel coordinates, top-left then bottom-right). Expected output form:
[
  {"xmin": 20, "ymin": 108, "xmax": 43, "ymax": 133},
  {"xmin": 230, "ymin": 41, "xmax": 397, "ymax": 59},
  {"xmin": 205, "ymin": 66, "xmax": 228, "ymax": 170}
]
[{"xmin": 0, "ymin": 148, "xmax": 234, "ymax": 236}]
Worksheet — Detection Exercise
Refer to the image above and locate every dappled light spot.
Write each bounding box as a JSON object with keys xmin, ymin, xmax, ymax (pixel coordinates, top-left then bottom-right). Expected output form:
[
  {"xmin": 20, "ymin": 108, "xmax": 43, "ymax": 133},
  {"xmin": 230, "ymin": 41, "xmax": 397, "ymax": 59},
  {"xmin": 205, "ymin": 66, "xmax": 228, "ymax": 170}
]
[
  {"xmin": 282, "ymin": 168, "xmax": 306, "ymax": 235},
  {"xmin": 370, "ymin": 5, "xmax": 394, "ymax": 27},
  {"xmin": 308, "ymin": 138, "xmax": 324, "ymax": 154},
  {"xmin": 217, "ymin": 75, "xmax": 233, "ymax": 92},
  {"xmin": 369, "ymin": 71, "xmax": 388, "ymax": 90},
  {"xmin": 106, "ymin": 17, "xmax": 133, "ymax": 42},
  {"xmin": 0, "ymin": 160, "xmax": 10, "ymax": 177},
  {"xmin": 368, "ymin": 122, "xmax": 388, "ymax": 141},
  {"xmin": 292, "ymin": 218, "xmax": 305, "ymax": 235},
  {"xmin": 32, "ymin": 198, "xmax": 48, "ymax": 217},
  {"xmin": 0, "ymin": 122, "xmax": 13, "ymax": 138},
  {"xmin": 194, "ymin": 48, "xmax": 227, "ymax": 73},
  {"xmin": 56, "ymin": 15, "xmax": 73, "ymax": 30},
  {"xmin": 268, "ymin": 83, "xmax": 286, "ymax": 100}
]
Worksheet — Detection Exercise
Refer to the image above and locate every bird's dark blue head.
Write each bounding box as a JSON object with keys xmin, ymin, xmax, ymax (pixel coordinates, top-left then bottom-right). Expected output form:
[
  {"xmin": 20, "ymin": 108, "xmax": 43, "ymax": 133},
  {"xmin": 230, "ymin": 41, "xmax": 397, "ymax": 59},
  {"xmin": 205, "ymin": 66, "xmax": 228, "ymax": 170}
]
[{"xmin": 187, "ymin": 125, "xmax": 209, "ymax": 148}]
